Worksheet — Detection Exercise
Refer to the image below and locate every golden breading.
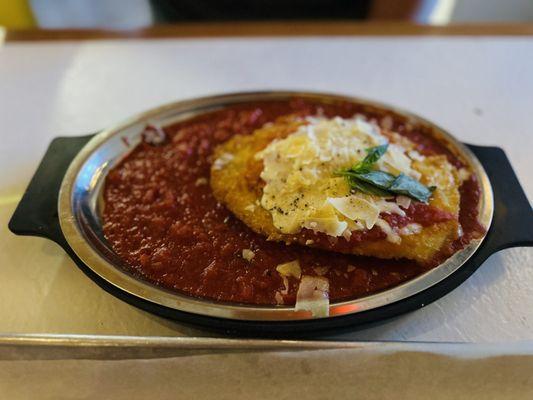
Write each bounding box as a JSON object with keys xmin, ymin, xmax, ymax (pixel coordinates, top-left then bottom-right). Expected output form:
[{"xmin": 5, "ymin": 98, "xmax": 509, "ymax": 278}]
[
  {"xmin": 354, "ymin": 157, "xmax": 460, "ymax": 263},
  {"xmin": 210, "ymin": 118, "xmax": 460, "ymax": 263}
]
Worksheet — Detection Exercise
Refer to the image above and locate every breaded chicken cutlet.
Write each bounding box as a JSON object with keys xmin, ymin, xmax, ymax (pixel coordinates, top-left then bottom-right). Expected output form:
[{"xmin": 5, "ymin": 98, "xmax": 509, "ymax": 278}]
[{"xmin": 211, "ymin": 115, "xmax": 461, "ymax": 264}]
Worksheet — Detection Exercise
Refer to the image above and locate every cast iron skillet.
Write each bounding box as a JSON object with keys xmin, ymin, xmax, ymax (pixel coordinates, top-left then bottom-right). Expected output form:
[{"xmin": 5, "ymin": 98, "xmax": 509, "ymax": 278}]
[{"xmin": 8, "ymin": 92, "xmax": 533, "ymax": 336}]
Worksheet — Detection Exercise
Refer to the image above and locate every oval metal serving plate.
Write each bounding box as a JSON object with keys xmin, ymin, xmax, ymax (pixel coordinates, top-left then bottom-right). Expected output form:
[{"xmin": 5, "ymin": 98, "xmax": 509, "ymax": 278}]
[{"xmin": 58, "ymin": 91, "xmax": 493, "ymax": 322}]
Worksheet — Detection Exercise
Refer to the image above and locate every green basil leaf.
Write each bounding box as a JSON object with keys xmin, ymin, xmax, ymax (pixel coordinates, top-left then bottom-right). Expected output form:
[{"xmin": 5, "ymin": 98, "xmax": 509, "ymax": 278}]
[
  {"xmin": 336, "ymin": 144, "xmax": 389, "ymax": 177},
  {"xmin": 353, "ymin": 170, "xmax": 396, "ymax": 190},
  {"xmin": 336, "ymin": 143, "xmax": 435, "ymax": 203},
  {"xmin": 348, "ymin": 177, "xmax": 392, "ymax": 197},
  {"xmin": 355, "ymin": 144, "xmax": 389, "ymax": 172},
  {"xmin": 388, "ymin": 173, "xmax": 435, "ymax": 203}
]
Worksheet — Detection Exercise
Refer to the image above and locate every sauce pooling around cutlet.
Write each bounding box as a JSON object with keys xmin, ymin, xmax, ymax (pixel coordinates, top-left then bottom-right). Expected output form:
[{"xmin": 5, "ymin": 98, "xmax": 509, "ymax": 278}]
[{"xmin": 102, "ymin": 99, "xmax": 484, "ymax": 305}]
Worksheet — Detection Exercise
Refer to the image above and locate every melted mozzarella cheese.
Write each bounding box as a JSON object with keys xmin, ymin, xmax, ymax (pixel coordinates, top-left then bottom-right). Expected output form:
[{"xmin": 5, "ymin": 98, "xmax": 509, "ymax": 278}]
[{"xmin": 256, "ymin": 116, "xmax": 420, "ymax": 239}]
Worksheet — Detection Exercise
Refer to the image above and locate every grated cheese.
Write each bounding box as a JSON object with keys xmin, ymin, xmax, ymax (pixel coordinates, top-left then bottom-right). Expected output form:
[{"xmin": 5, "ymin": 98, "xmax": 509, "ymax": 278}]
[
  {"xmin": 327, "ymin": 196, "xmax": 379, "ymax": 229},
  {"xmin": 274, "ymin": 291, "xmax": 284, "ymax": 305},
  {"xmin": 213, "ymin": 152, "xmax": 234, "ymax": 170},
  {"xmin": 256, "ymin": 116, "xmax": 423, "ymax": 242},
  {"xmin": 195, "ymin": 177, "xmax": 208, "ymax": 186},
  {"xmin": 408, "ymin": 150, "xmax": 425, "ymax": 162},
  {"xmin": 458, "ymin": 168, "xmax": 471, "ymax": 183},
  {"xmin": 396, "ymin": 195, "xmax": 412, "ymax": 210},
  {"xmin": 294, "ymin": 276, "xmax": 330, "ymax": 317},
  {"xmin": 276, "ymin": 260, "xmax": 301, "ymax": 279},
  {"xmin": 242, "ymin": 249, "xmax": 255, "ymax": 261},
  {"xmin": 399, "ymin": 223, "xmax": 422, "ymax": 236},
  {"xmin": 375, "ymin": 219, "xmax": 401, "ymax": 244}
]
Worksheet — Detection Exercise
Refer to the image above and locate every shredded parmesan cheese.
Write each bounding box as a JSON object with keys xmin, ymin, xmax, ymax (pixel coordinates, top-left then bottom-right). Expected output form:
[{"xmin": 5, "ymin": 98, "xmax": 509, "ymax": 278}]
[
  {"xmin": 375, "ymin": 219, "xmax": 401, "ymax": 244},
  {"xmin": 295, "ymin": 276, "xmax": 330, "ymax": 317},
  {"xmin": 342, "ymin": 229, "xmax": 352, "ymax": 241},
  {"xmin": 280, "ymin": 276, "xmax": 289, "ymax": 295},
  {"xmin": 396, "ymin": 195, "xmax": 412, "ymax": 209},
  {"xmin": 142, "ymin": 123, "xmax": 166, "ymax": 145},
  {"xmin": 213, "ymin": 153, "xmax": 234, "ymax": 170},
  {"xmin": 276, "ymin": 260, "xmax": 301, "ymax": 279},
  {"xmin": 242, "ymin": 249, "xmax": 255, "ymax": 261},
  {"xmin": 458, "ymin": 168, "xmax": 471, "ymax": 183},
  {"xmin": 408, "ymin": 150, "xmax": 425, "ymax": 161},
  {"xmin": 256, "ymin": 116, "xmax": 423, "ymax": 243},
  {"xmin": 399, "ymin": 223, "xmax": 422, "ymax": 236},
  {"xmin": 327, "ymin": 196, "xmax": 379, "ymax": 229},
  {"xmin": 195, "ymin": 177, "xmax": 208, "ymax": 186}
]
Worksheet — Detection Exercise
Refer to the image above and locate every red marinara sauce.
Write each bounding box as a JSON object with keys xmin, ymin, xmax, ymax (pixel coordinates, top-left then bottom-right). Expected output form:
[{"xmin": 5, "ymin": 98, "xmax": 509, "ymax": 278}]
[{"xmin": 102, "ymin": 99, "xmax": 484, "ymax": 305}]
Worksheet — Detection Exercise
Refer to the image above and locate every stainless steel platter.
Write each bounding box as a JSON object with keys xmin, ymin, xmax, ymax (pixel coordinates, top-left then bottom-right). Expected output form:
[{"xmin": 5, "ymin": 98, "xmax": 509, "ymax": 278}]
[{"xmin": 56, "ymin": 91, "xmax": 494, "ymax": 322}]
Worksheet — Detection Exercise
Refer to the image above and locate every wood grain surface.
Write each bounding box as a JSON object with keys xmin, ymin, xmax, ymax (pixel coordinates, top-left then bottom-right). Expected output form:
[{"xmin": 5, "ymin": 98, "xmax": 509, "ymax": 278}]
[{"xmin": 6, "ymin": 22, "xmax": 533, "ymax": 41}]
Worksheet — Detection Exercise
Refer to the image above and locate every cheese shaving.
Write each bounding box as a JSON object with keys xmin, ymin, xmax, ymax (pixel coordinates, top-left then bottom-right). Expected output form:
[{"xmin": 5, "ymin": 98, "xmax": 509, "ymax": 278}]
[
  {"xmin": 327, "ymin": 196, "xmax": 379, "ymax": 229},
  {"xmin": 242, "ymin": 249, "xmax": 255, "ymax": 261},
  {"xmin": 396, "ymin": 195, "xmax": 412, "ymax": 209},
  {"xmin": 280, "ymin": 276, "xmax": 289, "ymax": 295},
  {"xmin": 295, "ymin": 276, "xmax": 330, "ymax": 317},
  {"xmin": 302, "ymin": 217, "xmax": 348, "ymax": 237},
  {"xmin": 276, "ymin": 260, "xmax": 301, "ymax": 279},
  {"xmin": 213, "ymin": 153, "xmax": 234, "ymax": 170},
  {"xmin": 194, "ymin": 177, "xmax": 208, "ymax": 186},
  {"xmin": 399, "ymin": 223, "xmax": 422, "ymax": 236},
  {"xmin": 408, "ymin": 150, "xmax": 425, "ymax": 161},
  {"xmin": 458, "ymin": 168, "xmax": 471, "ymax": 183},
  {"xmin": 376, "ymin": 219, "xmax": 401, "ymax": 244},
  {"xmin": 256, "ymin": 116, "xmax": 424, "ymax": 242}
]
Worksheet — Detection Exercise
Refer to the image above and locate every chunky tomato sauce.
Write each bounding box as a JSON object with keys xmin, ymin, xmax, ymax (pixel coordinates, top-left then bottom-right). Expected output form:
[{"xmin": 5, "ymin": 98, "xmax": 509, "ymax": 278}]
[{"xmin": 103, "ymin": 98, "xmax": 484, "ymax": 305}]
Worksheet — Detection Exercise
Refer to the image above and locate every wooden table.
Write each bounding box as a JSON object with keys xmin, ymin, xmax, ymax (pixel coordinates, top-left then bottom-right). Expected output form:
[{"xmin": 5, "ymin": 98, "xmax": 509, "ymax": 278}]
[{"xmin": 6, "ymin": 22, "xmax": 533, "ymax": 41}]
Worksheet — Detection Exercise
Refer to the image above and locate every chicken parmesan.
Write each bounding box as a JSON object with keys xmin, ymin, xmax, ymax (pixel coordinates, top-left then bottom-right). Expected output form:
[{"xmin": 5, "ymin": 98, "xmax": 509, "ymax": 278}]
[
  {"xmin": 102, "ymin": 98, "xmax": 485, "ymax": 312},
  {"xmin": 211, "ymin": 115, "xmax": 462, "ymax": 263}
]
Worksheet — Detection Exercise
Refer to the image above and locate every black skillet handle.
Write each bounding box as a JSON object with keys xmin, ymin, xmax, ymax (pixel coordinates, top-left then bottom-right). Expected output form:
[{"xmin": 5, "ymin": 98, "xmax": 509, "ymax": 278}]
[
  {"xmin": 466, "ymin": 144, "xmax": 533, "ymax": 252},
  {"xmin": 8, "ymin": 135, "xmax": 95, "ymax": 244},
  {"xmin": 8, "ymin": 138, "xmax": 532, "ymax": 251}
]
